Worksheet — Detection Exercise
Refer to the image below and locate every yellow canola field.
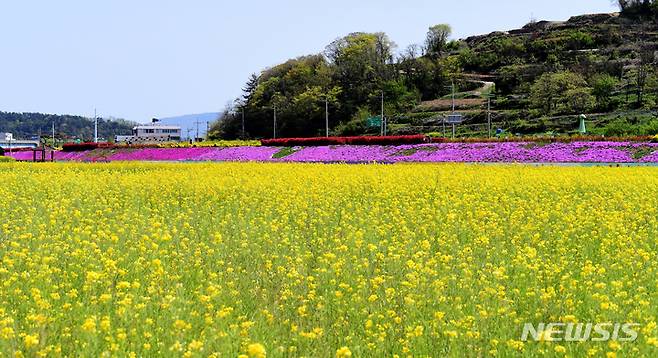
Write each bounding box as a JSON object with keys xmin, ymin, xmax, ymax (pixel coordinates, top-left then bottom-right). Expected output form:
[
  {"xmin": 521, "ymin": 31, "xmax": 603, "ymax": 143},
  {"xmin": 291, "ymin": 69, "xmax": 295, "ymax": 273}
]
[{"xmin": 0, "ymin": 162, "xmax": 657, "ymax": 357}]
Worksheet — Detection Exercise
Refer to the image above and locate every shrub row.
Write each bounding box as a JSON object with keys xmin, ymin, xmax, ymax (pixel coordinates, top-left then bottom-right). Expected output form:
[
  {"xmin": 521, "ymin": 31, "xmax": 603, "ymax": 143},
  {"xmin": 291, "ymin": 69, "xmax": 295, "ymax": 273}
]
[
  {"xmin": 156, "ymin": 140, "xmax": 261, "ymax": 148},
  {"xmin": 430, "ymin": 135, "xmax": 657, "ymax": 144},
  {"xmin": 1, "ymin": 147, "xmax": 35, "ymax": 152},
  {"xmin": 261, "ymin": 135, "xmax": 427, "ymax": 146},
  {"xmin": 61, "ymin": 140, "xmax": 262, "ymax": 152},
  {"xmin": 62, "ymin": 142, "xmax": 114, "ymax": 152}
]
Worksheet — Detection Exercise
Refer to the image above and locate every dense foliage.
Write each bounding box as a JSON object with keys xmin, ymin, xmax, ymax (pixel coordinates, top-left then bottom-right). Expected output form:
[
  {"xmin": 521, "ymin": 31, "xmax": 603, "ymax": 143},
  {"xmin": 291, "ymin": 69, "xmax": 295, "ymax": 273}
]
[
  {"xmin": 0, "ymin": 112, "xmax": 135, "ymax": 141},
  {"xmin": 211, "ymin": 8, "xmax": 658, "ymax": 140},
  {"xmin": 261, "ymin": 135, "xmax": 426, "ymax": 146},
  {"xmin": 617, "ymin": 0, "xmax": 658, "ymax": 16},
  {"xmin": 211, "ymin": 30, "xmax": 456, "ymax": 139},
  {"xmin": 60, "ymin": 140, "xmax": 261, "ymax": 152}
]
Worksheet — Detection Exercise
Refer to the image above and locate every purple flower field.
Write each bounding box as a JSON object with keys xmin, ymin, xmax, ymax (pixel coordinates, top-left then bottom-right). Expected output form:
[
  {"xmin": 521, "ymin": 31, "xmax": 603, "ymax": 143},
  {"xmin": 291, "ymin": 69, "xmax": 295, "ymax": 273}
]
[{"xmin": 6, "ymin": 142, "xmax": 658, "ymax": 163}]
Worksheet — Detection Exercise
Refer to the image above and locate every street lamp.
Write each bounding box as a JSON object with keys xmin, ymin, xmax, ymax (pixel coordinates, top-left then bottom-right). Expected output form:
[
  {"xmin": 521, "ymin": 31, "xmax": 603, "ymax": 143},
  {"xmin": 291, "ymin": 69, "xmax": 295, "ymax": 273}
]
[
  {"xmin": 94, "ymin": 108, "xmax": 98, "ymax": 143},
  {"xmin": 241, "ymin": 107, "xmax": 246, "ymax": 139}
]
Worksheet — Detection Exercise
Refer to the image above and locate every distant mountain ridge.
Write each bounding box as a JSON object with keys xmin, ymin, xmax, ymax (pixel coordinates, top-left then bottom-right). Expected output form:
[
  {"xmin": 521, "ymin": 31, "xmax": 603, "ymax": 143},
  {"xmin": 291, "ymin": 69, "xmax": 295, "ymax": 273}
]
[{"xmin": 156, "ymin": 112, "xmax": 221, "ymax": 139}]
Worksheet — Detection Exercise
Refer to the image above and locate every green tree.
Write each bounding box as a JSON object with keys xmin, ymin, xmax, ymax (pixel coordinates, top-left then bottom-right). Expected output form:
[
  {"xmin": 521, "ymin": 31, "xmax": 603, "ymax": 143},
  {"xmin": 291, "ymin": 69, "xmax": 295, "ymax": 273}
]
[
  {"xmin": 565, "ymin": 87, "xmax": 595, "ymax": 114},
  {"xmin": 617, "ymin": 0, "xmax": 654, "ymax": 14},
  {"xmin": 591, "ymin": 74, "xmax": 619, "ymax": 110},
  {"xmin": 242, "ymin": 73, "xmax": 259, "ymax": 103},
  {"xmin": 325, "ymin": 32, "xmax": 396, "ymax": 119},
  {"xmin": 397, "ymin": 56, "xmax": 450, "ymax": 101},
  {"xmin": 425, "ymin": 24, "xmax": 452, "ymax": 59},
  {"xmin": 209, "ymin": 104, "xmax": 240, "ymax": 140},
  {"xmin": 217, "ymin": 52, "xmax": 350, "ymax": 139},
  {"xmin": 530, "ymin": 71, "xmax": 591, "ymax": 114},
  {"xmin": 635, "ymin": 50, "xmax": 654, "ymax": 106}
]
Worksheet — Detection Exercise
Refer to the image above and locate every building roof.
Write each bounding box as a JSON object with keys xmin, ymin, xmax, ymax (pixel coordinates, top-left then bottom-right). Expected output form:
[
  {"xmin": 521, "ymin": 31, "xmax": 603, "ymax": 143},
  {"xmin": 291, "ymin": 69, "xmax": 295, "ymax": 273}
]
[{"xmin": 133, "ymin": 125, "xmax": 181, "ymax": 130}]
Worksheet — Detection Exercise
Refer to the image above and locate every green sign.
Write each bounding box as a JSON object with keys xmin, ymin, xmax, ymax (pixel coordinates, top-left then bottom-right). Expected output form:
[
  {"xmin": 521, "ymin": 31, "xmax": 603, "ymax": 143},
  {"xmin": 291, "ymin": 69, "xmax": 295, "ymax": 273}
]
[{"xmin": 367, "ymin": 116, "xmax": 382, "ymax": 128}]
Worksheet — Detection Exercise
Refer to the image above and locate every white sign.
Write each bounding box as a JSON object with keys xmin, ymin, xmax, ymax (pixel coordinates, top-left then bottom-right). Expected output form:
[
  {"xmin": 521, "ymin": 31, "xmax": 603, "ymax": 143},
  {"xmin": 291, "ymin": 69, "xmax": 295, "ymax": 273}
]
[{"xmin": 4, "ymin": 133, "xmax": 12, "ymax": 141}]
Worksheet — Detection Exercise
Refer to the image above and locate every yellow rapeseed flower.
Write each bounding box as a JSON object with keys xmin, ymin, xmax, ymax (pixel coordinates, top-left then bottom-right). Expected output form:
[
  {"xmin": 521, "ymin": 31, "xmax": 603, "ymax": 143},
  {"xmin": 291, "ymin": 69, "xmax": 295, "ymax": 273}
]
[
  {"xmin": 336, "ymin": 346, "xmax": 352, "ymax": 357},
  {"xmin": 247, "ymin": 343, "xmax": 266, "ymax": 358},
  {"xmin": 0, "ymin": 163, "xmax": 656, "ymax": 356},
  {"xmin": 24, "ymin": 334, "xmax": 39, "ymax": 349}
]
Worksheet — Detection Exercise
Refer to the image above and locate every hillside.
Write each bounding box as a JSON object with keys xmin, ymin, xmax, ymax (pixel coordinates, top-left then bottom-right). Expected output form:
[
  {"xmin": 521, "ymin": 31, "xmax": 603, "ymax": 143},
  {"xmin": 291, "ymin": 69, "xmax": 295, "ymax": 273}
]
[
  {"xmin": 212, "ymin": 5, "xmax": 658, "ymax": 140},
  {"xmin": 0, "ymin": 111, "xmax": 136, "ymax": 141},
  {"xmin": 439, "ymin": 12, "xmax": 658, "ymax": 136}
]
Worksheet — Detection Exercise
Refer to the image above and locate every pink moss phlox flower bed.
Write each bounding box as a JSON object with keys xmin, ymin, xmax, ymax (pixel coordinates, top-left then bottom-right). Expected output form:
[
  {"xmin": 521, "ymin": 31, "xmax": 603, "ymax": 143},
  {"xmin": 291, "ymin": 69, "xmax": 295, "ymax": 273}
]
[{"xmin": 5, "ymin": 142, "xmax": 658, "ymax": 163}]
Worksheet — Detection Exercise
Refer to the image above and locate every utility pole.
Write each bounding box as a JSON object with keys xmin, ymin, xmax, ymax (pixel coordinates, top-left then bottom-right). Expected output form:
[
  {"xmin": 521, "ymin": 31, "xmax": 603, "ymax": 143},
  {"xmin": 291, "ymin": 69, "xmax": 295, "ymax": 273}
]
[
  {"xmin": 273, "ymin": 104, "xmax": 277, "ymax": 139},
  {"xmin": 325, "ymin": 97, "xmax": 329, "ymax": 137},
  {"xmin": 487, "ymin": 95, "xmax": 492, "ymax": 138},
  {"xmin": 52, "ymin": 121, "xmax": 55, "ymax": 148},
  {"xmin": 380, "ymin": 90, "xmax": 385, "ymax": 136},
  {"xmin": 451, "ymin": 81, "xmax": 456, "ymax": 139},
  {"xmin": 442, "ymin": 83, "xmax": 456, "ymax": 139},
  {"xmin": 241, "ymin": 107, "xmax": 246, "ymax": 139},
  {"xmin": 442, "ymin": 117, "xmax": 446, "ymax": 138},
  {"xmin": 206, "ymin": 121, "xmax": 210, "ymax": 140},
  {"xmin": 195, "ymin": 120, "xmax": 200, "ymax": 142},
  {"xmin": 94, "ymin": 108, "xmax": 98, "ymax": 143},
  {"xmin": 192, "ymin": 120, "xmax": 205, "ymax": 142},
  {"xmin": 451, "ymin": 80, "xmax": 455, "ymax": 112}
]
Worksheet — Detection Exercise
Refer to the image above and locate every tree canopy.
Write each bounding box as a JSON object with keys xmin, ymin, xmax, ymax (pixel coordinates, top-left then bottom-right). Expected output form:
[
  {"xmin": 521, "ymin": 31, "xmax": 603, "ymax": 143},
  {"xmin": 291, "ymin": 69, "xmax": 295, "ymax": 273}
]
[
  {"xmin": 211, "ymin": 31, "xmax": 453, "ymax": 139},
  {"xmin": 425, "ymin": 24, "xmax": 452, "ymax": 59},
  {"xmin": 616, "ymin": 0, "xmax": 658, "ymax": 16},
  {"xmin": 0, "ymin": 112, "xmax": 136, "ymax": 141},
  {"xmin": 211, "ymin": 13, "xmax": 658, "ymax": 139}
]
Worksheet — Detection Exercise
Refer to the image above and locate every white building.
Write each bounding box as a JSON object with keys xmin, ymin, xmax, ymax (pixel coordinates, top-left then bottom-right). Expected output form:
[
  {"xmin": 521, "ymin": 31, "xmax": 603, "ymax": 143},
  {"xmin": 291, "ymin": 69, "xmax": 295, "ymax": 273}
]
[{"xmin": 115, "ymin": 120, "xmax": 182, "ymax": 143}]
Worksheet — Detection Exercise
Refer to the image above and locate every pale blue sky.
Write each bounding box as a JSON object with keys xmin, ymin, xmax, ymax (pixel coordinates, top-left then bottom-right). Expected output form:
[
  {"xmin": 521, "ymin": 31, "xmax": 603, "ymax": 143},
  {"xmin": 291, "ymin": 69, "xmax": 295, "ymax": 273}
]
[{"xmin": 0, "ymin": 0, "xmax": 617, "ymax": 122}]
